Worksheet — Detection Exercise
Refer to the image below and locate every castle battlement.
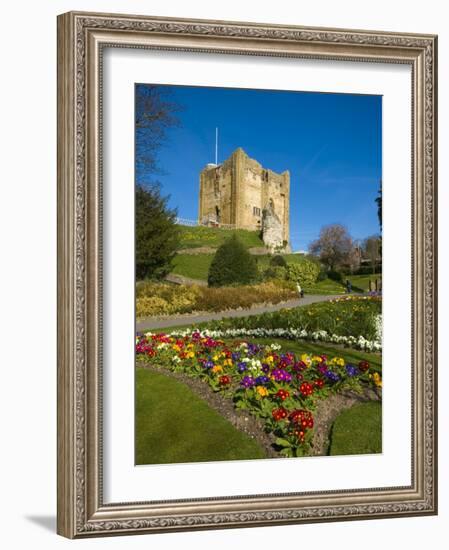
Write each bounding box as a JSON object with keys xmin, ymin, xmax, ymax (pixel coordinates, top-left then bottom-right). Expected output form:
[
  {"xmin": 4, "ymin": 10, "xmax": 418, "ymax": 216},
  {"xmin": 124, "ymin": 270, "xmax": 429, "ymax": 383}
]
[{"xmin": 198, "ymin": 148, "xmax": 290, "ymax": 249}]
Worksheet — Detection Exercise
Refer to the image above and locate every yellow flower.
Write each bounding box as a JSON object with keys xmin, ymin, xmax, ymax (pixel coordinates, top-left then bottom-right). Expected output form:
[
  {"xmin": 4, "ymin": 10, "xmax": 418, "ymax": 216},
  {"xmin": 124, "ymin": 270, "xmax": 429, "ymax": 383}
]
[
  {"xmin": 300, "ymin": 354, "xmax": 312, "ymax": 367},
  {"xmin": 265, "ymin": 355, "xmax": 274, "ymax": 364},
  {"xmin": 224, "ymin": 358, "xmax": 233, "ymax": 366},
  {"xmin": 372, "ymin": 372, "xmax": 382, "ymax": 387},
  {"xmin": 213, "ymin": 354, "xmax": 220, "ymax": 361},
  {"xmin": 312, "ymin": 355, "xmax": 323, "ymax": 363},
  {"xmin": 256, "ymin": 386, "xmax": 268, "ymax": 397},
  {"xmin": 172, "ymin": 344, "xmax": 181, "ymax": 352},
  {"xmin": 211, "ymin": 365, "xmax": 223, "ymax": 374},
  {"xmin": 186, "ymin": 351, "xmax": 195, "ymax": 359}
]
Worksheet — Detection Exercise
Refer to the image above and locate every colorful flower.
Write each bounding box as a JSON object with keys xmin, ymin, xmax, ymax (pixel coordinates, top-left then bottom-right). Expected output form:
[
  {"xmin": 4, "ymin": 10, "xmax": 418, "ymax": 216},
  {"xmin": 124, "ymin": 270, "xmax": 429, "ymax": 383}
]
[
  {"xmin": 272, "ymin": 407, "xmax": 288, "ymax": 421},
  {"xmin": 256, "ymin": 386, "xmax": 269, "ymax": 397}
]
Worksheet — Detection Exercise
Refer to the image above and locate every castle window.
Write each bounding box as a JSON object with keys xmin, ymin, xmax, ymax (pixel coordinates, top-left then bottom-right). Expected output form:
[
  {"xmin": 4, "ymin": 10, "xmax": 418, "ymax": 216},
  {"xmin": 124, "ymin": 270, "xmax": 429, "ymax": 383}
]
[{"xmin": 253, "ymin": 206, "xmax": 261, "ymax": 217}]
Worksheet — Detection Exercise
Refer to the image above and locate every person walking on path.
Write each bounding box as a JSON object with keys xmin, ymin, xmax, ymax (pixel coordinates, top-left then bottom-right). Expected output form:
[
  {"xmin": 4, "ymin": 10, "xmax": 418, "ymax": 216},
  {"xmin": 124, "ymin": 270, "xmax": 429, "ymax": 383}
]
[
  {"xmin": 296, "ymin": 282, "xmax": 304, "ymax": 298},
  {"xmin": 345, "ymin": 279, "xmax": 352, "ymax": 294}
]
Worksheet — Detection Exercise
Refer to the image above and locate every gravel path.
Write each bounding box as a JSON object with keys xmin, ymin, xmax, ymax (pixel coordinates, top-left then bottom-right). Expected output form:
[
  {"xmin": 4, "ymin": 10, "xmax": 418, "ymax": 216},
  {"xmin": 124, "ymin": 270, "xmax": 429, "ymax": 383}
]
[{"xmin": 136, "ymin": 294, "xmax": 344, "ymax": 331}]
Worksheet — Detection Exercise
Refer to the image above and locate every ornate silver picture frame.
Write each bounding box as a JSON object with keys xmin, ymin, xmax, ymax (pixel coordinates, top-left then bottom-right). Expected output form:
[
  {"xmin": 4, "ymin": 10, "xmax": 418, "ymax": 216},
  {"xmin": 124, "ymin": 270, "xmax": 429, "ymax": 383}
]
[{"xmin": 57, "ymin": 11, "xmax": 438, "ymax": 538}]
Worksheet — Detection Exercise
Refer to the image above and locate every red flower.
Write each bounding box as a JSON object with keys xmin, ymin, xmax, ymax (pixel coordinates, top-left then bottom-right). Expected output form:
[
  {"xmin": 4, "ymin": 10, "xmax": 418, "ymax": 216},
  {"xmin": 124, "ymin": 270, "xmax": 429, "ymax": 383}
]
[
  {"xmin": 219, "ymin": 375, "xmax": 231, "ymax": 386},
  {"xmin": 299, "ymin": 381, "xmax": 314, "ymax": 397},
  {"xmin": 275, "ymin": 389, "xmax": 290, "ymax": 401},
  {"xmin": 358, "ymin": 360, "xmax": 370, "ymax": 373},
  {"xmin": 289, "ymin": 409, "xmax": 314, "ymax": 433},
  {"xmin": 272, "ymin": 407, "xmax": 288, "ymax": 421},
  {"xmin": 314, "ymin": 378, "xmax": 325, "ymax": 389}
]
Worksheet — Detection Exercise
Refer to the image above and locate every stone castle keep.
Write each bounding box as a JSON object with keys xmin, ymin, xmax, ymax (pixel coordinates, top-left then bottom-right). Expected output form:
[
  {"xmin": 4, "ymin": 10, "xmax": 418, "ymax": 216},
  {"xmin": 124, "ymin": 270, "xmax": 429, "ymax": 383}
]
[{"xmin": 198, "ymin": 148, "xmax": 290, "ymax": 251}]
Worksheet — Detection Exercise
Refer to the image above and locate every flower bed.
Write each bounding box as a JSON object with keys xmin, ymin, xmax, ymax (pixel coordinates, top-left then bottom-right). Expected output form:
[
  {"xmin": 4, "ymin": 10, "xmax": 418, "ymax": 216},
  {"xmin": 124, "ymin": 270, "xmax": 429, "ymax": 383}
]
[
  {"xmin": 136, "ymin": 332, "xmax": 382, "ymax": 457},
  {"xmin": 205, "ymin": 295, "xmax": 382, "ymax": 343},
  {"xmin": 136, "ymin": 280, "xmax": 297, "ymax": 318},
  {"xmin": 170, "ymin": 326, "xmax": 382, "ymax": 352}
]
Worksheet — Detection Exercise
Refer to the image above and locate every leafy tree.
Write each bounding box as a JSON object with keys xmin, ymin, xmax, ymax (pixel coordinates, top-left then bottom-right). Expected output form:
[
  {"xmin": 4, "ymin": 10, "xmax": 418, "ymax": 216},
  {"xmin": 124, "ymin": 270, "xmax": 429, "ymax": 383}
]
[
  {"xmin": 375, "ymin": 181, "xmax": 382, "ymax": 231},
  {"xmin": 208, "ymin": 234, "xmax": 259, "ymax": 287},
  {"xmin": 308, "ymin": 224, "xmax": 355, "ymax": 271},
  {"xmin": 136, "ymin": 185, "xmax": 180, "ymax": 280},
  {"xmin": 363, "ymin": 235, "xmax": 381, "ymax": 274}
]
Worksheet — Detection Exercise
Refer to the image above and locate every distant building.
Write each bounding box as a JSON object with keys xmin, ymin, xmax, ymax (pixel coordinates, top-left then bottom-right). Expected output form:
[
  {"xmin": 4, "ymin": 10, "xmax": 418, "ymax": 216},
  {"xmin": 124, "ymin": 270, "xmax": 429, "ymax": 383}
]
[{"xmin": 198, "ymin": 148, "xmax": 291, "ymax": 251}]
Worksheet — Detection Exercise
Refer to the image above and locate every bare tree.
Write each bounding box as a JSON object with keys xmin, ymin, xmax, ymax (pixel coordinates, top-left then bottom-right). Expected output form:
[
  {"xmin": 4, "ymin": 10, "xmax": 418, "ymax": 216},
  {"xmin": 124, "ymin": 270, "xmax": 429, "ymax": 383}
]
[
  {"xmin": 363, "ymin": 235, "xmax": 381, "ymax": 274},
  {"xmin": 135, "ymin": 84, "xmax": 182, "ymax": 187},
  {"xmin": 308, "ymin": 224, "xmax": 355, "ymax": 271},
  {"xmin": 346, "ymin": 245, "xmax": 362, "ymax": 274}
]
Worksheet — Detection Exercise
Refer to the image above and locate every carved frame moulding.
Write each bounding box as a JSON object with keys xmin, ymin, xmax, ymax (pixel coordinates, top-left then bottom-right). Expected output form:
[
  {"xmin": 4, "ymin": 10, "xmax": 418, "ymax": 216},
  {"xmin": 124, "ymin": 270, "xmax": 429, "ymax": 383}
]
[{"xmin": 57, "ymin": 11, "xmax": 437, "ymax": 538}]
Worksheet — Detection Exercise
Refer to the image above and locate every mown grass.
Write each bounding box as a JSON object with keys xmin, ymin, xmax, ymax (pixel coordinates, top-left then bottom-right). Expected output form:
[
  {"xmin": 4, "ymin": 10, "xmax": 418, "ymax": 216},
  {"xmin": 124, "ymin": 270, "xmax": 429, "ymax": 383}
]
[
  {"xmin": 171, "ymin": 254, "xmax": 213, "ymax": 280},
  {"xmin": 328, "ymin": 401, "xmax": 382, "ymax": 455},
  {"xmin": 135, "ymin": 368, "xmax": 267, "ymax": 465},
  {"xmin": 178, "ymin": 226, "xmax": 263, "ymax": 249},
  {"xmin": 304, "ymin": 275, "xmax": 382, "ymax": 295}
]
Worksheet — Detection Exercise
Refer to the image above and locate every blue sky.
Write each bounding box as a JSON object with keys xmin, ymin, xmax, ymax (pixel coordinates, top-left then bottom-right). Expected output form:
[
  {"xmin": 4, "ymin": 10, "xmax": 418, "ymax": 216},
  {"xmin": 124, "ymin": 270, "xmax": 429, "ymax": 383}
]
[{"xmin": 136, "ymin": 84, "xmax": 382, "ymax": 252}]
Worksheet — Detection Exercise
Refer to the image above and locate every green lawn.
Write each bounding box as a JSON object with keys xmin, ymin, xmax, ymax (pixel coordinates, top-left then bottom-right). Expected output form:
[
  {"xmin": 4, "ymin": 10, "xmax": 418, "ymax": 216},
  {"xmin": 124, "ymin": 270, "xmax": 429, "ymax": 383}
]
[
  {"xmin": 304, "ymin": 274, "xmax": 382, "ymax": 295},
  {"xmin": 170, "ymin": 249, "xmax": 382, "ymax": 292},
  {"xmin": 171, "ymin": 254, "xmax": 213, "ymax": 280},
  {"xmin": 178, "ymin": 225, "xmax": 263, "ymax": 249},
  {"xmin": 328, "ymin": 401, "xmax": 382, "ymax": 455},
  {"xmin": 136, "ymin": 368, "xmax": 266, "ymax": 465},
  {"xmin": 348, "ymin": 274, "xmax": 382, "ymax": 292}
]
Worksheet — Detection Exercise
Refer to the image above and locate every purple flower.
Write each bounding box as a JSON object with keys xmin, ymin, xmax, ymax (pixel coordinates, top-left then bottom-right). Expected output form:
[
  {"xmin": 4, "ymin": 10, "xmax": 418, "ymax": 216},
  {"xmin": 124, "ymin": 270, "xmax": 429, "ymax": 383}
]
[
  {"xmin": 237, "ymin": 362, "xmax": 248, "ymax": 373},
  {"xmin": 271, "ymin": 369, "xmax": 292, "ymax": 383},
  {"xmin": 231, "ymin": 352, "xmax": 241, "ymax": 361},
  {"xmin": 240, "ymin": 376, "xmax": 256, "ymax": 388},
  {"xmin": 261, "ymin": 363, "xmax": 270, "ymax": 374},
  {"xmin": 255, "ymin": 375, "xmax": 270, "ymax": 386},
  {"xmin": 247, "ymin": 343, "xmax": 261, "ymax": 356},
  {"xmin": 317, "ymin": 364, "xmax": 328, "ymax": 375},
  {"xmin": 204, "ymin": 360, "xmax": 214, "ymax": 369},
  {"xmin": 324, "ymin": 370, "xmax": 340, "ymax": 383},
  {"xmin": 345, "ymin": 364, "xmax": 359, "ymax": 377}
]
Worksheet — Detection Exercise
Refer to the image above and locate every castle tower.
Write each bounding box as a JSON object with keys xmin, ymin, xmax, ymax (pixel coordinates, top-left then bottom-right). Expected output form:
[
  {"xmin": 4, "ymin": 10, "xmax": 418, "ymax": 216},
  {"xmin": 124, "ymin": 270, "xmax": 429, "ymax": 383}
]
[{"xmin": 198, "ymin": 148, "xmax": 290, "ymax": 249}]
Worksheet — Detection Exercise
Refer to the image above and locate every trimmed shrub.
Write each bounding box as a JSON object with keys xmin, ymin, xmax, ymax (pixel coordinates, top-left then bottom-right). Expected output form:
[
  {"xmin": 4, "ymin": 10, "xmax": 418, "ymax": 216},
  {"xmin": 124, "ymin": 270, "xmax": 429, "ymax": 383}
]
[
  {"xmin": 328, "ymin": 269, "xmax": 344, "ymax": 283},
  {"xmin": 286, "ymin": 260, "xmax": 320, "ymax": 286},
  {"xmin": 208, "ymin": 234, "xmax": 259, "ymax": 287},
  {"xmin": 351, "ymin": 265, "xmax": 382, "ymax": 276},
  {"xmin": 263, "ymin": 266, "xmax": 288, "ymax": 281},
  {"xmin": 269, "ymin": 254, "xmax": 288, "ymax": 268},
  {"xmin": 316, "ymin": 268, "xmax": 328, "ymax": 282}
]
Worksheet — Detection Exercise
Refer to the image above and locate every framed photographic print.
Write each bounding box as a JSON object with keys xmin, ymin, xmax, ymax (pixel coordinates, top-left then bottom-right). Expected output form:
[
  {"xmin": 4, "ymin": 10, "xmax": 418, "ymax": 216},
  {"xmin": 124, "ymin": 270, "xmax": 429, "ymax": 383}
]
[{"xmin": 57, "ymin": 11, "xmax": 438, "ymax": 538}]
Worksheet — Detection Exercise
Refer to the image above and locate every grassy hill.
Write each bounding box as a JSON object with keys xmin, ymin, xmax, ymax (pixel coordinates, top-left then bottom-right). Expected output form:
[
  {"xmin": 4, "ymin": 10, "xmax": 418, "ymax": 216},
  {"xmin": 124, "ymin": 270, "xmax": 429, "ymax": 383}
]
[
  {"xmin": 178, "ymin": 225, "xmax": 264, "ymax": 249},
  {"xmin": 171, "ymin": 252, "xmax": 310, "ymax": 281}
]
